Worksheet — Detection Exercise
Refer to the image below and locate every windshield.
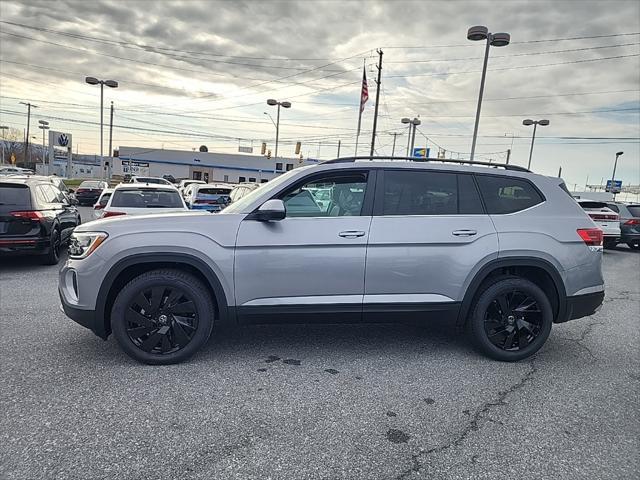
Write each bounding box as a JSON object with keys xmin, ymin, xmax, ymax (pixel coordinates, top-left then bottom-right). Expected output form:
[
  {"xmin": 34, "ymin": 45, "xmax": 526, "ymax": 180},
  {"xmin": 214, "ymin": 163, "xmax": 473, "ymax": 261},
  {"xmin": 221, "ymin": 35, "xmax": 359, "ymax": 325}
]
[
  {"xmin": 198, "ymin": 187, "xmax": 231, "ymax": 195},
  {"xmin": 627, "ymin": 205, "xmax": 640, "ymax": 217},
  {"xmin": 579, "ymin": 201, "xmax": 608, "ymax": 209},
  {"xmin": 111, "ymin": 188, "xmax": 184, "ymax": 208},
  {"xmin": 135, "ymin": 177, "xmax": 168, "ymax": 184},
  {"xmin": 79, "ymin": 181, "xmax": 102, "ymax": 188},
  {"xmin": 221, "ymin": 168, "xmax": 306, "ymax": 214}
]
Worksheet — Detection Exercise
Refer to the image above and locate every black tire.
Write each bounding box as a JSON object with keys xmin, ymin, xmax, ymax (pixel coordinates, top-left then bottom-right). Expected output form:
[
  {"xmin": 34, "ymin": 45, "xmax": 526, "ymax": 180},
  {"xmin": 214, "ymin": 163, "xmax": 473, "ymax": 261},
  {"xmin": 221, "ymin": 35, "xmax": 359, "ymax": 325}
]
[
  {"xmin": 603, "ymin": 239, "xmax": 617, "ymax": 249},
  {"xmin": 40, "ymin": 229, "xmax": 61, "ymax": 265},
  {"xmin": 468, "ymin": 276, "xmax": 553, "ymax": 362},
  {"xmin": 111, "ymin": 269, "xmax": 215, "ymax": 365}
]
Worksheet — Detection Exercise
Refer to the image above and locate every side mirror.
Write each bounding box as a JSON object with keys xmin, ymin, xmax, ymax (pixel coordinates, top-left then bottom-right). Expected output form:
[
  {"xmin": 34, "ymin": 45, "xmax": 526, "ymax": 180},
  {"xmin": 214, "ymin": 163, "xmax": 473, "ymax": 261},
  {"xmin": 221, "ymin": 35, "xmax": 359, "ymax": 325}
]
[{"xmin": 255, "ymin": 199, "xmax": 286, "ymax": 221}]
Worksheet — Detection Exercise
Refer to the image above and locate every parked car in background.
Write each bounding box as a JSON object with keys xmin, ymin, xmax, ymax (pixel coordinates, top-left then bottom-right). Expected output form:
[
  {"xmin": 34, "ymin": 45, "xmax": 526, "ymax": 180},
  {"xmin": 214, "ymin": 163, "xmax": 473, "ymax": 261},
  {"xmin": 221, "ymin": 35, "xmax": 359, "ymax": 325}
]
[
  {"xmin": 60, "ymin": 158, "xmax": 605, "ymax": 365},
  {"xmin": 177, "ymin": 179, "xmax": 206, "ymax": 195},
  {"xmin": 605, "ymin": 202, "xmax": 640, "ymax": 249},
  {"xmin": 183, "ymin": 183, "xmax": 232, "ymax": 212},
  {"xmin": 229, "ymin": 183, "xmax": 260, "ymax": 203},
  {"xmin": 75, "ymin": 180, "xmax": 109, "ymax": 206},
  {"xmin": 130, "ymin": 176, "xmax": 173, "ymax": 186},
  {"xmin": 0, "ymin": 166, "xmax": 34, "ymax": 175},
  {"xmin": 577, "ymin": 200, "xmax": 621, "ymax": 248},
  {"xmin": 100, "ymin": 183, "xmax": 188, "ymax": 218},
  {"xmin": 1, "ymin": 175, "xmax": 80, "ymax": 264},
  {"xmin": 93, "ymin": 188, "xmax": 114, "ymax": 219}
]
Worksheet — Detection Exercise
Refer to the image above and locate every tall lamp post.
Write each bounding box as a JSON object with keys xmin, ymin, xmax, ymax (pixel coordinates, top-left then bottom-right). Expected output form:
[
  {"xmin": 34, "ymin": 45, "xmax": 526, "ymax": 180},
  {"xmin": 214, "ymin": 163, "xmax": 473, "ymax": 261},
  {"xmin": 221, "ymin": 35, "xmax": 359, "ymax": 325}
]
[
  {"xmin": 38, "ymin": 120, "xmax": 49, "ymax": 169},
  {"xmin": 0, "ymin": 125, "xmax": 8, "ymax": 165},
  {"xmin": 467, "ymin": 26, "xmax": 510, "ymax": 161},
  {"xmin": 266, "ymin": 99, "xmax": 291, "ymax": 160},
  {"xmin": 610, "ymin": 151, "xmax": 624, "ymax": 199},
  {"xmin": 523, "ymin": 119, "xmax": 550, "ymax": 170},
  {"xmin": 401, "ymin": 117, "xmax": 421, "ymax": 156},
  {"xmin": 85, "ymin": 77, "xmax": 118, "ymax": 179}
]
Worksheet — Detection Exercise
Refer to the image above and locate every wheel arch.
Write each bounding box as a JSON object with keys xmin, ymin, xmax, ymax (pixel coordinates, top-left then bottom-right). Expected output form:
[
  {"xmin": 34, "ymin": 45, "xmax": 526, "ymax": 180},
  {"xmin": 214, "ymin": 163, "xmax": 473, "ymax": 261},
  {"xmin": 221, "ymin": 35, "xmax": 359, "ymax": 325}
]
[
  {"xmin": 457, "ymin": 257, "xmax": 567, "ymax": 329},
  {"xmin": 95, "ymin": 253, "xmax": 231, "ymax": 339}
]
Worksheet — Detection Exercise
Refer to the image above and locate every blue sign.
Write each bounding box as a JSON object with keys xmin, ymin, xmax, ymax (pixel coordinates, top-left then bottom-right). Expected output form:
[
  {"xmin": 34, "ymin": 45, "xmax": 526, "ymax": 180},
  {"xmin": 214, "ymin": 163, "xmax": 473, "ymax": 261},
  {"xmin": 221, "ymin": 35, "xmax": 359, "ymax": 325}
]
[
  {"xmin": 413, "ymin": 147, "xmax": 430, "ymax": 158},
  {"xmin": 606, "ymin": 180, "xmax": 622, "ymax": 193}
]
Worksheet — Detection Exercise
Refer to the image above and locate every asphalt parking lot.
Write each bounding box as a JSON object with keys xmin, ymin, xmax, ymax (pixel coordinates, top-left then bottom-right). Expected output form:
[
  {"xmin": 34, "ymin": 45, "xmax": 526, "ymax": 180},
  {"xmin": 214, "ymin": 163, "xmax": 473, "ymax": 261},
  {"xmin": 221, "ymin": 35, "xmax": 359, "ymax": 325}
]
[{"xmin": 1, "ymin": 206, "xmax": 639, "ymax": 480}]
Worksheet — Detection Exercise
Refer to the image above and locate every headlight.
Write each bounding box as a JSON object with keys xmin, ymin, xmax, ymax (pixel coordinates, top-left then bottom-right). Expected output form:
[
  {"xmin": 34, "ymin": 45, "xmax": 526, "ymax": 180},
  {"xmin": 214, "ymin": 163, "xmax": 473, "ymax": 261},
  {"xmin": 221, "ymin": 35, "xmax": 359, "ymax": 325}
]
[{"xmin": 68, "ymin": 232, "xmax": 108, "ymax": 259}]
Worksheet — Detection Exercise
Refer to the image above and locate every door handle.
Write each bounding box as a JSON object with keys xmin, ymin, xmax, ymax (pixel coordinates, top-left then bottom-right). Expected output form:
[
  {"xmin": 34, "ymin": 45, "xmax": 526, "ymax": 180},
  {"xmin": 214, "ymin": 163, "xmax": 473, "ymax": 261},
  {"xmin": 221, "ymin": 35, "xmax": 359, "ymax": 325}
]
[
  {"xmin": 338, "ymin": 230, "xmax": 366, "ymax": 238},
  {"xmin": 452, "ymin": 229, "xmax": 477, "ymax": 237}
]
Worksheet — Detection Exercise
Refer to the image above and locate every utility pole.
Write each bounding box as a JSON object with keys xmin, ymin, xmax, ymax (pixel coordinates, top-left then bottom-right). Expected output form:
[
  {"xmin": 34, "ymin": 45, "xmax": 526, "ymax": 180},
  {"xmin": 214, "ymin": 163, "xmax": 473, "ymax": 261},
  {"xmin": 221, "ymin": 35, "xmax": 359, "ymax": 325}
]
[
  {"xmin": 369, "ymin": 49, "xmax": 383, "ymax": 157},
  {"xmin": 558, "ymin": 166, "xmax": 562, "ymax": 178},
  {"xmin": 391, "ymin": 133, "xmax": 398, "ymax": 157},
  {"xmin": 108, "ymin": 101, "xmax": 114, "ymax": 181},
  {"xmin": 505, "ymin": 148, "xmax": 511, "ymax": 164},
  {"xmin": 19, "ymin": 102, "xmax": 37, "ymax": 164},
  {"xmin": 337, "ymin": 140, "xmax": 341, "ymax": 158}
]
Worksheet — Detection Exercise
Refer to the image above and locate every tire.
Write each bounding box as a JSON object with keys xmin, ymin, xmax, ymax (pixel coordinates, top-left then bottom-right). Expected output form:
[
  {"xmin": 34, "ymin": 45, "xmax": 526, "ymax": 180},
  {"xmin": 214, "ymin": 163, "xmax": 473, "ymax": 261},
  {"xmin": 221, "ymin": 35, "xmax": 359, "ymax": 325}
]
[
  {"xmin": 468, "ymin": 276, "xmax": 553, "ymax": 362},
  {"xmin": 111, "ymin": 269, "xmax": 215, "ymax": 365},
  {"xmin": 40, "ymin": 229, "xmax": 61, "ymax": 265},
  {"xmin": 603, "ymin": 239, "xmax": 617, "ymax": 249}
]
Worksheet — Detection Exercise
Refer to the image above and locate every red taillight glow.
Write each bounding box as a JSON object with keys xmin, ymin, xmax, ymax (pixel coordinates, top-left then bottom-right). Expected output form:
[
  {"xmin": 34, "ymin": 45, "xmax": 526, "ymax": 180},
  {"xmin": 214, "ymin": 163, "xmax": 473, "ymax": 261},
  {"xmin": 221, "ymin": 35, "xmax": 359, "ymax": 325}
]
[
  {"xmin": 589, "ymin": 213, "xmax": 619, "ymax": 221},
  {"xmin": 76, "ymin": 188, "xmax": 87, "ymax": 193},
  {"xmin": 624, "ymin": 219, "xmax": 640, "ymax": 225},
  {"xmin": 577, "ymin": 228, "xmax": 603, "ymax": 246},
  {"xmin": 10, "ymin": 210, "xmax": 44, "ymax": 220},
  {"xmin": 103, "ymin": 211, "xmax": 126, "ymax": 218}
]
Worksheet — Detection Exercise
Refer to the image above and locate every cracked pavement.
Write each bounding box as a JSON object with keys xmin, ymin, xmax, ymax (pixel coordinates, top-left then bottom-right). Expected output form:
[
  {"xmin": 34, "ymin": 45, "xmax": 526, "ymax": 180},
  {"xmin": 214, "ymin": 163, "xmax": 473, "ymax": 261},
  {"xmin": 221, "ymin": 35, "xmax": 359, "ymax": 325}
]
[{"xmin": 1, "ymin": 208, "xmax": 639, "ymax": 479}]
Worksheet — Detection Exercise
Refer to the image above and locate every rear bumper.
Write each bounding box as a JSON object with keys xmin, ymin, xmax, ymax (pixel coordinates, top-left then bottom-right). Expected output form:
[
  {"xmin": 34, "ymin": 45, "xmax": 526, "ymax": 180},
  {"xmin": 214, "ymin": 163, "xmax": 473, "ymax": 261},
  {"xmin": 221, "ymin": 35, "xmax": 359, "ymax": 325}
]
[
  {"xmin": 620, "ymin": 232, "xmax": 640, "ymax": 244},
  {"xmin": 0, "ymin": 237, "xmax": 49, "ymax": 255},
  {"xmin": 558, "ymin": 291, "xmax": 605, "ymax": 323}
]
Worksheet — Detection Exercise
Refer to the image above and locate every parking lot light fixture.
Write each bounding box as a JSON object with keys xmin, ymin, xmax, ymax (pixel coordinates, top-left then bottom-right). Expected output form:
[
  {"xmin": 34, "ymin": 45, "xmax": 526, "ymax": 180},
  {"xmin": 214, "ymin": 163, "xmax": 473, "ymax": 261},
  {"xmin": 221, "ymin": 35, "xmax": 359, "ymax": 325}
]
[
  {"xmin": 38, "ymin": 122, "xmax": 50, "ymax": 165},
  {"xmin": 523, "ymin": 119, "xmax": 550, "ymax": 170},
  {"xmin": 467, "ymin": 25, "xmax": 511, "ymax": 161},
  {"xmin": 85, "ymin": 77, "xmax": 118, "ymax": 180},
  {"xmin": 266, "ymin": 99, "xmax": 291, "ymax": 160},
  {"xmin": 401, "ymin": 117, "xmax": 421, "ymax": 156},
  {"xmin": 610, "ymin": 151, "xmax": 624, "ymax": 199}
]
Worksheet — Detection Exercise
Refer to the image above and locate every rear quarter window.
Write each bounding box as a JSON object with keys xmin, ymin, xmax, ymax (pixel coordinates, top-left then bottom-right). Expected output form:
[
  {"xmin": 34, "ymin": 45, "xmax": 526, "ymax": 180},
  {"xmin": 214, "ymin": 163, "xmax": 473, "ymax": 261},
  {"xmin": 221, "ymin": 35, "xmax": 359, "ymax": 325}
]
[
  {"xmin": 627, "ymin": 205, "xmax": 640, "ymax": 217},
  {"xmin": 476, "ymin": 175, "xmax": 544, "ymax": 214}
]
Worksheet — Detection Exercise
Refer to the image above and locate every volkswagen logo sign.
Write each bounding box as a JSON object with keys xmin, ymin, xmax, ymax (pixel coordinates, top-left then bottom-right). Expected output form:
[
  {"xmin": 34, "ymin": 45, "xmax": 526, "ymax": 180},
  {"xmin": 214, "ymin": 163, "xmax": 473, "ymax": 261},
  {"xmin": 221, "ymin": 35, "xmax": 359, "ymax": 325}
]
[{"xmin": 58, "ymin": 134, "xmax": 69, "ymax": 146}]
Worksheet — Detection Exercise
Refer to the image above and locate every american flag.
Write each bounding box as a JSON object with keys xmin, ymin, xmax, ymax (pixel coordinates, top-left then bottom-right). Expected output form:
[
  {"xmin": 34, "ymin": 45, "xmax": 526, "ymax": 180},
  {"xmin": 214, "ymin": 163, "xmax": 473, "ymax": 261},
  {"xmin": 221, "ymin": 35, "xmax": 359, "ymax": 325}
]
[{"xmin": 360, "ymin": 65, "xmax": 369, "ymax": 113}]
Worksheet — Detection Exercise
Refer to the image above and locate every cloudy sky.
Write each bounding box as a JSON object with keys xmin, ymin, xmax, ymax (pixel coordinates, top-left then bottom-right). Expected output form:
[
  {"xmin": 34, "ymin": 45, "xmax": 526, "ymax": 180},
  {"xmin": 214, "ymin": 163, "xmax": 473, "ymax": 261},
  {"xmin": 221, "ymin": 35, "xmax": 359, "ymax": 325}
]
[{"xmin": 0, "ymin": 0, "xmax": 638, "ymax": 189}]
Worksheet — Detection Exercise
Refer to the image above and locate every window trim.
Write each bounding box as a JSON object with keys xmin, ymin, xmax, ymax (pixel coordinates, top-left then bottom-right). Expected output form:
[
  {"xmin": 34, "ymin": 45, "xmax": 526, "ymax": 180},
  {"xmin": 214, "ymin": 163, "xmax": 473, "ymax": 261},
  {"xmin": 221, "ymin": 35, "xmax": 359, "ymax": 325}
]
[
  {"xmin": 256, "ymin": 168, "xmax": 376, "ymax": 218},
  {"xmin": 373, "ymin": 168, "xmax": 487, "ymax": 217}
]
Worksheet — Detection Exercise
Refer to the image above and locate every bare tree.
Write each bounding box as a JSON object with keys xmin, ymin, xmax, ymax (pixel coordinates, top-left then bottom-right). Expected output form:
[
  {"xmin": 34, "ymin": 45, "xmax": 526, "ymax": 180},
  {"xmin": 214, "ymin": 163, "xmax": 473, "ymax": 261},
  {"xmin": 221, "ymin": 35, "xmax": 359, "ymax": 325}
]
[{"xmin": 1, "ymin": 127, "xmax": 25, "ymax": 164}]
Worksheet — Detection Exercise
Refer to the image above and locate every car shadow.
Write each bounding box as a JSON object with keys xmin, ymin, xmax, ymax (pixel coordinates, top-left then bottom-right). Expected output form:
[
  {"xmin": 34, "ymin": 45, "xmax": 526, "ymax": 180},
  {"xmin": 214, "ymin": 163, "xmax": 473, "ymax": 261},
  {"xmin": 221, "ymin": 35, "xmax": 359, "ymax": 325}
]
[{"xmin": 0, "ymin": 249, "xmax": 68, "ymax": 273}]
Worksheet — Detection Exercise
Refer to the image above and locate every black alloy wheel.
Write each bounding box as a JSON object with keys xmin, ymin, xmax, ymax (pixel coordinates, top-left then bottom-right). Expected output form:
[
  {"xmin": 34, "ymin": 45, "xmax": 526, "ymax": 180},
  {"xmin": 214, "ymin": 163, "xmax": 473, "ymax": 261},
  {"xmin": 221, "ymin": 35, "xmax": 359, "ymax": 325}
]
[
  {"xmin": 469, "ymin": 277, "xmax": 553, "ymax": 362},
  {"xmin": 111, "ymin": 269, "xmax": 214, "ymax": 365},
  {"xmin": 41, "ymin": 229, "xmax": 61, "ymax": 265},
  {"xmin": 125, "ymin": 286, "xmax": 199, "ymax": 355},
  {"xmin": 483, "ymin": 290, "xmax": 543, "ymax": 352}
]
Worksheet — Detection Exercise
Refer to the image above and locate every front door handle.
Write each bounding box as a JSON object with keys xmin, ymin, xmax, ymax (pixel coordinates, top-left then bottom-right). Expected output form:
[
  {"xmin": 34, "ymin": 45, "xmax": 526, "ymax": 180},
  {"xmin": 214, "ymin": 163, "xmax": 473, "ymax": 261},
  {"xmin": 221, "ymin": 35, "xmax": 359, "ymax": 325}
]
[
  {"xmin": 452, "ymin": 229, "xmax": 477, "ymax": 237},
  {"xmin": 338, "ymin": 230, "xmax": 366, "ymax": 238}
]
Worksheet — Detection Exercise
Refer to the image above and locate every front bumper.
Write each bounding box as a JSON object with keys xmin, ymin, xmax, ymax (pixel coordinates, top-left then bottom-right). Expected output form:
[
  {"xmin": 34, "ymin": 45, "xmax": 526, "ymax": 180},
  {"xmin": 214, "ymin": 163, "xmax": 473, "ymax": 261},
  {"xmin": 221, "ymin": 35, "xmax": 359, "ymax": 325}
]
[
  {"xmin": 561, "ymin": 291, "xmax": 605, "ymax": 323},
  {"xmin": 59, "ymin": 289, "xmax": 98, "ymax": 332}
]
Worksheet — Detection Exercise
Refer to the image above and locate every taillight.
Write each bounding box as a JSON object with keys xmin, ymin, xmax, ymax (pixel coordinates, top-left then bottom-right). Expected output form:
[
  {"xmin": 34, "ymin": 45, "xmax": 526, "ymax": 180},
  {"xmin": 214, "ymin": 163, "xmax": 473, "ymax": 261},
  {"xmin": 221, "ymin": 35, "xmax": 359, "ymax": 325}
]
[
  {"xmin": 589, "ymin": 213, "xmax": 619, "ymax": 221},
  {"xmin": 103, "ymin": 211, "xmax": 126, "ymax": 218},
  {"xmin": 577, "ymin": 228, "xmax": 603, "ymax": 246},
  {"xmin": 10, "ymin": 210, "xmax": 44, "ymax": 220},
  {"xmin": 624, "ymin": 219, "xmax": 640, "ymax": 225}
]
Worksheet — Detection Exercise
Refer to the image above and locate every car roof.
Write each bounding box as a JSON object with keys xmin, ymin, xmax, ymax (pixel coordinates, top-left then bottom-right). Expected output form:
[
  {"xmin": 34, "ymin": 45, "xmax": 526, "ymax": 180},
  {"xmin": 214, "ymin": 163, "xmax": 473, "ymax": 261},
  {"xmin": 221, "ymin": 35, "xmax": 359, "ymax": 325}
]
[
  {"xmin": 0, "ymin": 174, "xmax": 56, "ymax": 185},
  {"xmin": 113, "ymin": 183, "xmax": 178, "ymax": 191}
]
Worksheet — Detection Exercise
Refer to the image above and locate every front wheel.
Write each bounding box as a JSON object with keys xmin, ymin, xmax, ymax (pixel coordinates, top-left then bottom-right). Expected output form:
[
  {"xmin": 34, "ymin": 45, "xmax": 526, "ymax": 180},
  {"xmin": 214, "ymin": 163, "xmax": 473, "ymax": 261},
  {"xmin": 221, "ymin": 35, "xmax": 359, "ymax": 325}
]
[
  {"xmin": 468, "ymin": 277, "xmax": 553, "ymax": 362},
  {"xmin": 111, "ymin": 269, "xmax": 215, "ymax": 365}
]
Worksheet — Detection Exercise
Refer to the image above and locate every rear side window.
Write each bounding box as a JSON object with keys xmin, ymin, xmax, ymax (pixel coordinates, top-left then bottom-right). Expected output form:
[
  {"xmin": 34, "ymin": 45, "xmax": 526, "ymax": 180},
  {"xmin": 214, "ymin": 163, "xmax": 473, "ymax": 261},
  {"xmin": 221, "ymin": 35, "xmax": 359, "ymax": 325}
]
[
  {"xmin": 111, "ymin": 189, "xmax": 184, "ymax": 208},
  {"xmin": 0, "ymin": 184, "xmax": 32, "ymax": 211},
  {"xmin": 382, "ymin": 170, "xmax": 483, "ymax": 215},
  {"xmin": 626, "ymin": 205, "xmax": 640, "ymax": 217},
  {"xmin": 475, "ymin": 176, "xmax": 544, "ymax": 214},
  {"xmin": 98, "ymin": 193, "xmax": 112, "ymax": 207}
]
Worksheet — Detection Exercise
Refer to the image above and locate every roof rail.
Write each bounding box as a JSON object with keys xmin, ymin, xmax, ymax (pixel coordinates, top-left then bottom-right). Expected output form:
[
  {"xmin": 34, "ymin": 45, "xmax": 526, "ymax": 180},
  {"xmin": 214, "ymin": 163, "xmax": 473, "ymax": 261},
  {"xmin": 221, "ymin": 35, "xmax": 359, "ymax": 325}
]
[{"xmin": 320, "ymin": 156, "xmax": 530, "ymax": 172}]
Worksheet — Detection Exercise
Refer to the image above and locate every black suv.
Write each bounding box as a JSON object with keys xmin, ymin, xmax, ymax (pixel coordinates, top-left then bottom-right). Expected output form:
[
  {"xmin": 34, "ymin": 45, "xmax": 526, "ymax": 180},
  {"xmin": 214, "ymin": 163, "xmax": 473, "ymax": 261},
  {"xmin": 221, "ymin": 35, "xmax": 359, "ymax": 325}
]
[{"xmin": 0, "ymin": 176, "xmax": 81, "ymax": 264}]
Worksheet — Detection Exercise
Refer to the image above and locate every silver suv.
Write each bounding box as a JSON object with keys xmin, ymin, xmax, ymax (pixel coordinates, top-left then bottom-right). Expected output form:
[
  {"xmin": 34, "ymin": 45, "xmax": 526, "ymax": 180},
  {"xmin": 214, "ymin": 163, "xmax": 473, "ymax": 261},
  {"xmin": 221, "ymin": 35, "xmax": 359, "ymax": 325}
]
[{"xmin": 59, "ymin": 158, "xmax": 605, "ymax": 365}]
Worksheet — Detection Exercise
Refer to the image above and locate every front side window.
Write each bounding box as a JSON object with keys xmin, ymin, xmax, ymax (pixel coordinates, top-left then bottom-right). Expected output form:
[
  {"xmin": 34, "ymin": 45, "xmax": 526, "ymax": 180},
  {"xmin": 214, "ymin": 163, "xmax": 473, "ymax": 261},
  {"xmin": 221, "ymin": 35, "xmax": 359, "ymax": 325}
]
[
  {"xmin": 476, "ymin": 175, "xmax": 544, "ymax": 214},
  {"xmin": 279, "ymin": 173, "xmax": 368, "ymax": 217}
]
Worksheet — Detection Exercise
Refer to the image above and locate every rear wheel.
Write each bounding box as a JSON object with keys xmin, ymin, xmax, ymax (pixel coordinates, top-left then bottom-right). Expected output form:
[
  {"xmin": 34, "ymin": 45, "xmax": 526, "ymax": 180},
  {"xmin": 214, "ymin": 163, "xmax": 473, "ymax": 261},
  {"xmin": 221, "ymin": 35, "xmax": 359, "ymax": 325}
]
[
  {"xmin": 111, "ymin": 269, "xmax": 214, "ymax": 365},
  {"xmin": 468, "ymin": 277, "xmax": 553, "ymax": 362},
  {"xmin": 40, "ymin": 229, "xmax": 60, "ymax": 265},
  {"xmin": 603, "ymin": 239, "xmax": 617, "ymax": 249}
]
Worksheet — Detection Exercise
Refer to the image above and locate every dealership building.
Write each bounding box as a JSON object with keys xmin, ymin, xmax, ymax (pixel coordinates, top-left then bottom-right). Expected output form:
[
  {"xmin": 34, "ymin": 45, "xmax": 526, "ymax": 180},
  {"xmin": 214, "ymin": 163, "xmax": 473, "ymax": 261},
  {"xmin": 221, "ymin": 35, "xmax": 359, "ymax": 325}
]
[{"xmin": 114, "ymin": 147, "xmax": 318, "ymax": 183}]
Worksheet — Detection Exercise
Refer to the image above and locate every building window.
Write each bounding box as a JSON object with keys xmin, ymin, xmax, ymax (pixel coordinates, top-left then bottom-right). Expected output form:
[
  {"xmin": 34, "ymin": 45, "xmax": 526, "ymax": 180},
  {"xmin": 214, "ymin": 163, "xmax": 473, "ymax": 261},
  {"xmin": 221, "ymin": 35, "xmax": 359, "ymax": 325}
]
[
  {"xmin": 286, "ymin": 163, "xmax": 293, "ymax": 171},
  {"xmin": 261, "ymin": 179, "xmax": 268, "ymax": 183},
  {"xmin": 248, "ymin": 177, "xmax": 256, "ymax": 183},
  {"xmin": 223, "ymin": 175, "xmax": 229, "ymax": 182},
  {"xmin": 276, "ymin": 162, "xmax": 283, "ymax": 171},
  {"xmin": 239, "ymin": 176, "xmax": 246, "ymax": 183},
  {"xmin": 193, "ymin": 171, "xmax": 202, "ymax": 180}
]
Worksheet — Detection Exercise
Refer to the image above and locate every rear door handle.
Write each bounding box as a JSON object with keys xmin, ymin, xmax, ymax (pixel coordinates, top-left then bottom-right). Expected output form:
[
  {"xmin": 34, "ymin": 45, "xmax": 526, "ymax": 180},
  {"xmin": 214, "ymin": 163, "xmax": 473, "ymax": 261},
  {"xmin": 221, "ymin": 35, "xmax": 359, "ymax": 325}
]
[
  {"xmin": 452, "ymin": 229, "xmax": 477, "ymax": 237},
  {"xmin": 339, "ymin": 230, "xmax": 366, "ymax": 238}
]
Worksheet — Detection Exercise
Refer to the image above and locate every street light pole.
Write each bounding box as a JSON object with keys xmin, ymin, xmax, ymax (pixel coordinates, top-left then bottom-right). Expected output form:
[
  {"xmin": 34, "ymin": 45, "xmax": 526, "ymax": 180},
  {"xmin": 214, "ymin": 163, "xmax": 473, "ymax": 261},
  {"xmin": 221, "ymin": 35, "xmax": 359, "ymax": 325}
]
[
  {"xmin": 38, "ymin": 120, "xmax": 49, "ymax": 170},
  {"xmin": 267, "ymin": 99, "xmax": 291, "ymax": 161},
  {"xmin": 402, "ymin": 117, "xmax": 421, "ymax": 157},
  {"xmin": 0, "ymin": 126, "xmax": 8, "ymax": 165},
  {"xmin": 85, "ymin": 77, "xmax": 118, "ymax": 180},
  {"xmin": 611, "ymin": 151, "xmax": 624, "ymax": 199},
  {"xmin": 467, "ymin": 26, "xmax": 510, "ymax": 161},
  {"xmin": 523, "ymin": 119, "xmax": 550, "ymax": 170}
]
